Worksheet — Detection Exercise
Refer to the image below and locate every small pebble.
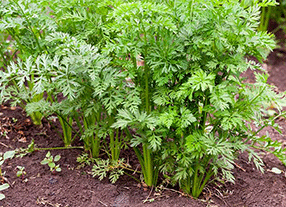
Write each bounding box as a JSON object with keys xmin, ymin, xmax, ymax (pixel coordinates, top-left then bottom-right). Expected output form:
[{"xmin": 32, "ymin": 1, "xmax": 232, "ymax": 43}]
[{"xmin": 49, "ymin": 177, "xmax": 58, "ymax": 184}]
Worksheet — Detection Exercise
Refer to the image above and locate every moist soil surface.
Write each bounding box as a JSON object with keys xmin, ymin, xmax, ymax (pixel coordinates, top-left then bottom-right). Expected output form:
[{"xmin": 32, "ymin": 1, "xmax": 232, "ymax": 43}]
[{"xmin": 2, "ymin": 45, "xmax": 286, "ymax": 207}]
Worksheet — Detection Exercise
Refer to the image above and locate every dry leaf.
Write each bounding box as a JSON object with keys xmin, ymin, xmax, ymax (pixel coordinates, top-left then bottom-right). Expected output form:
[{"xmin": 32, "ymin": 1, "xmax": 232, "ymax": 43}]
[
  {"xmin": 142, "ymin": 183, "xmax": 148, "ymax": 188},
  {"xmin": 18, "ymin": 131, "xmax": 24, "ymax": 135},
  {"xmin": 18, "ymin": 137, "xmax": 27, "ymax": 143}
]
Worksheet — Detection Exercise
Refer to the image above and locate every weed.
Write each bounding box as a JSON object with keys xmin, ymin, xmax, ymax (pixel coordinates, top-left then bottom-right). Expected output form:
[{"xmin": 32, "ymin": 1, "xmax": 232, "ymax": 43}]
[
  {"xmin": 41, "ymin": 152, "xmax": 61, "ymax": 174},
  {"xmin": 16, "ymin": 166, "xmax": 26, "ymax": 179},
  {"xmin": 11, "ymin": 118, "xmax": 17, "ymax": 123}
]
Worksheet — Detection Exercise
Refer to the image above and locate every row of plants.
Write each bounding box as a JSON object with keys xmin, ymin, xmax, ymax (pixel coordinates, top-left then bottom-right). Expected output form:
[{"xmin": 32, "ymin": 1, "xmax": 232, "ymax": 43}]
[{"xmin": 1, "ymin": 0, "xmax": 286, "ymax": 198}]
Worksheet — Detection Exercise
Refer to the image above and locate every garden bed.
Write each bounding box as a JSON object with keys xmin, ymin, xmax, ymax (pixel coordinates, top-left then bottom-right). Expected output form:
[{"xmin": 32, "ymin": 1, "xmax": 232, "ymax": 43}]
[
  {"xmin": 1, "ymin": 1, "xmax": 286, "ymax": 206},
  {"xmin": 1, "ymin": 50, "xmax": 286, "ymax": 207}
]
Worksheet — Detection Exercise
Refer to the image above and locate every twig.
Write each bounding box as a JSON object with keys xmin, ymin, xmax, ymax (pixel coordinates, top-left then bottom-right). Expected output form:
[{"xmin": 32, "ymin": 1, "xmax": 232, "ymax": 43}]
[
  {"xmin": 234, "ymin": 162, "xmax": 246, "ymax": 172},
  {"xmin": 213, "ymin": 188, "xmax": 230, "ymax": 207},
  {"xmin": 133, "ymin": 164, "xmax": 139, "ymax": 175},
  {"xmin": 0, "ymin": 141, "xmax": 9, "ymax": 148},
  {"xmin": 98, "ymin": 200, "xmax": 108, "ymax": 206},
  {"xmin": 143, "ymin": 186, "xmax": 154, "ymax": 203}
]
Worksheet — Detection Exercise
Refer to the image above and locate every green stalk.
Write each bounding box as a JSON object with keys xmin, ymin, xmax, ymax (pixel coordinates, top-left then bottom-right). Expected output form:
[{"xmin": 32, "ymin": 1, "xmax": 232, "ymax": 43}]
[
  {"xmin": 115, "ymin": 129, "xmax": 120, "ymax": 160},
  {"xmin": 182, "ymin": 175, "xmax": 191, "ymax": 195},
  {"xmin": 259, "ymin": 7, "xmax": 272, "ymax": 31},
  {"xmin": 199, "ymin": 97, "xmax": 209, "ymax": 131},
  {"xmin": 191, "ymin": 157, "xmax": 214, "ymax": 198},
  {"xmin": 91, "ymin": 133, "xmax": 100, "ymax": 158},
  {"xmin": 110, "ymin": 128, "xmax": 120, "ymax": 162},
  {"xmin": 83, "ymin": 114, "xmax": 100, "ymax": 158},
  {"xmin": 196, "ymin": 169, "xmax": 214, "ymax": 198},
  {"xmin": 74, "ymin": 114, "xmax": 84, "ymax": 135},
  {"xmin": 142, "ymin": 45, "xmax": 156, "ymax": 186},
  {"xmin": 110, "ymin": 129, "xmax": 115, "ymax": 160},
  {"xmin": 189, "ymin": 0, "xmax": 194, "ymax": 20},
  {"xmin": 259, "ymin": 7, "xmax": 266, "ymax": 31},
  {"xmin": 123, "ymin": 171, "xmax": 141, "ymax": 183},
  {"xmin": 0, "ymin": 50, "xmax": 9, "ymax": 71},
  {"xmin": 6, "ymin": 28, "xmax": 30, "ymax": 55},
  {"xmin": 67, "ymin": 117, "xmax": 73, "ymax": 144},
  {"xmin": 34, "ymin": 146, "xmax": 84, "ymax": 151},
  {"xmin": 108, "ymin": 111, "xmax": 121, "ymax": 161},
  {"xmin": 143, "ymin": 144, "xmax": 153, "ymax": 186},
  {"xmin": 192, "ymin": 163, "xmax": 200, "ymax": 197},
  {"xmin": 29, "ymin": 93, "xmax": 44, "ymax": 125},
  {"xmin": 58, "ymin": 116, "xmax": 73, "ymax": 146},
  {"xmin": 133, "ymin": 146, "xmax": 146, "ymax": 178}
]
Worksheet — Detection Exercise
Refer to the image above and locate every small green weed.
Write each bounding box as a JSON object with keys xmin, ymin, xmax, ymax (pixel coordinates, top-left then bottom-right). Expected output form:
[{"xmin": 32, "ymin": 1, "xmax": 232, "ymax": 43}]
[
  {"xmin": 41, "ymin": 152, "xmax": 61, "ymax": 174},
  {"xmin": 12, "ymin": 118, "xmax": 17, "ymax": 123},
  {"xmin": 16, "ymin": 166, "xmax": 26, "ymax": 179}
]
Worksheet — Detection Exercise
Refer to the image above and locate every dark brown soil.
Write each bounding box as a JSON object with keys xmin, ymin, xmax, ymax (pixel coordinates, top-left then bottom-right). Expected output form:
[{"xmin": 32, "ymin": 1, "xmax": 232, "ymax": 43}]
[{"xmin": 2, "ymin": 41, "xmax": 286, "ymax": 207}]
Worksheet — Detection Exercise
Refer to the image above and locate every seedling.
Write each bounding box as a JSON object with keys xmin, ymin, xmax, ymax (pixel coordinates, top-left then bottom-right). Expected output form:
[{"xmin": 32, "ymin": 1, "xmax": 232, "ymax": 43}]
[
  {"xmin": 41, "ymin": 152, "xmax": 61, "ymax": 174},
  {"xmin": 1, "ymin": 131, "xmax": 7, "ymax": 138},
  {"xmin": 16, "ymin": 166, "xmax": 26, "ymax": 179}
]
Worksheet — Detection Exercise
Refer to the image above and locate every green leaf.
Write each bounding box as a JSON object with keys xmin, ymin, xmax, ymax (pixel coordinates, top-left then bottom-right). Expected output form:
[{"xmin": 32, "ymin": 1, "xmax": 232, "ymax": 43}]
[
  {"xmin": 271, "ymin": 167, "xmax": 282, "ymax": 174},
  {"xmin": 55, "ymin": 167, "xmax": 61, "ymax": 172},
  {"xmin": 40, "ymin": 159, "xmax": 49, "ymax": 165},
  {"xmin": 48, "ymin": 162, "xmax": 56, "ymax": 168},
  {"xmin": 54, "ymin": 155, "xmax": 61, "ymax": 162},
  {"xmin": 0, "ymin": 193, "xmax": 5, "ymax": 200},
  {"xmin": 16, "ymin": 171, "xmax": 22, "ymax": 177},
  {"xmin": 0, "ymin": 183, "xmax": 9, "ymax": 191},
  {"xmin": 46, "ymin": 151, "xmax": 51, "ymax": 158},
  {"xmin": 3, "ymin": 151, "xmax": 15, "ymax": 160}
]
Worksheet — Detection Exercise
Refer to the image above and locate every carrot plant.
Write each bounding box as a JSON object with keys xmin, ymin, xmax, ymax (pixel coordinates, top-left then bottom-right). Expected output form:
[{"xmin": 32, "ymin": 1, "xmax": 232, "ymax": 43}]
[
  {"xmin": 1, "ymin": 0, "xmax": 286, "ymax": 199},
  {"xmin": 0, "ymin": 0, "xmax": 56, "ymax": 125},
  {"xmin": 109, "ymin": 0, "xmax": 286, "ymax": 196}
]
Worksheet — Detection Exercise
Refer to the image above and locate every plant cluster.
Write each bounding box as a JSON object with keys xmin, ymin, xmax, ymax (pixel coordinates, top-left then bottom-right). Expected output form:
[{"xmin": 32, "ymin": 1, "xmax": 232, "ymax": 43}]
[{"xmin": 1, "ymin": 0, "xmax": 286, "ymax": 198}]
